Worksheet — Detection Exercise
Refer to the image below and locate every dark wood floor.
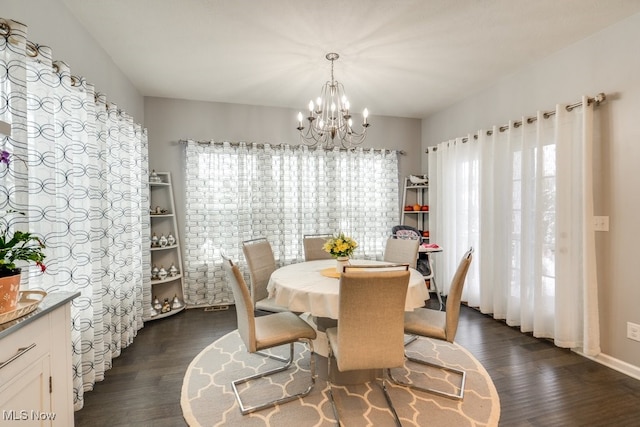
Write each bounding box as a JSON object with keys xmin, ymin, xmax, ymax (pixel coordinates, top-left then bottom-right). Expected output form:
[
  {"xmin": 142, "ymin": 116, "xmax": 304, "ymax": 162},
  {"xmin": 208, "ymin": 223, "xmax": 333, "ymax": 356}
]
[{"xmin": 74, "ymin": 300, "xmax": 640, "ymax": 427}]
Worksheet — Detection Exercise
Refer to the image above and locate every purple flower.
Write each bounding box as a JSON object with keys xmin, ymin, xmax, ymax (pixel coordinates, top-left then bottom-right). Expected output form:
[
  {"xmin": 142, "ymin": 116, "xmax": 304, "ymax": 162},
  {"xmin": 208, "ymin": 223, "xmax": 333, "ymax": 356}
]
[{"xmin": 0, "ymin": 150, "xmax": 9, "ymax": 165}]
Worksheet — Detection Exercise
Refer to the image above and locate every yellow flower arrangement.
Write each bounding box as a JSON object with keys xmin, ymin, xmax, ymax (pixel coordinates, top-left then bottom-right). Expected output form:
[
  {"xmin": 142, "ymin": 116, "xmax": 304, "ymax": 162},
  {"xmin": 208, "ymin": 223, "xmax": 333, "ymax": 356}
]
[{"xmin": 322, "ymin": 232, "xmax": 358, "ymax": 258}]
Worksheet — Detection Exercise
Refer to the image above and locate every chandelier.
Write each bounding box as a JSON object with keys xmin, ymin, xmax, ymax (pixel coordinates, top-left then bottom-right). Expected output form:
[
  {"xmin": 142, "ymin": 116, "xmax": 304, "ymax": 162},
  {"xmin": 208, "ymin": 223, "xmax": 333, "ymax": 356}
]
[{"xmin": 296, "ymin": 53, "xmax": 370, "ymax": 149}]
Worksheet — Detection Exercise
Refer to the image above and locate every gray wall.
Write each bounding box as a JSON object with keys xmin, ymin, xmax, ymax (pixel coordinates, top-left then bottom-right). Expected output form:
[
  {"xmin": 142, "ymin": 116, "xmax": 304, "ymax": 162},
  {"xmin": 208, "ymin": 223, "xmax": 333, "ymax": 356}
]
[
  {"xmin": 421, "ymin": 13, "xmax": 640, "ymax": 373},
  {"xmin": 144, "ymin": 96, "xmax": 423, "ymax": 253}
]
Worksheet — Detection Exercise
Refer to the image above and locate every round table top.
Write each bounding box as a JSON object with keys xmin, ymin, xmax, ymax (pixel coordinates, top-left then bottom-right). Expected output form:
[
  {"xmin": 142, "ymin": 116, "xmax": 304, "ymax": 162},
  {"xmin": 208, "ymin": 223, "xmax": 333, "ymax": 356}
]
[{"xmin": 267, "ymin": 259, "xmax": 429, "ymax": 319}]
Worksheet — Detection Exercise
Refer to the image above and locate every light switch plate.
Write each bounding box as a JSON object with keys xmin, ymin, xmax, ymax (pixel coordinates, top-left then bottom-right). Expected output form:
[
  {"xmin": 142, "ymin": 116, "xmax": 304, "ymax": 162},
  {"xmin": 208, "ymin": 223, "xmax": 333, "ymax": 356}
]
[{"xmin": 593, "ymin": 216, "xmax": 609, "ymax": 232}]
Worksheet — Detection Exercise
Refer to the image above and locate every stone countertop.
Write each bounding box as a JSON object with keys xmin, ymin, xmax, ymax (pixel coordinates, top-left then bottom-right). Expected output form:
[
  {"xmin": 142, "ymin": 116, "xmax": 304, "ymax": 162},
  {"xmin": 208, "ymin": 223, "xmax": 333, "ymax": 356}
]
[{"xmin": 0, "ymin": 291, "xmax": 80, "ymax": 340}]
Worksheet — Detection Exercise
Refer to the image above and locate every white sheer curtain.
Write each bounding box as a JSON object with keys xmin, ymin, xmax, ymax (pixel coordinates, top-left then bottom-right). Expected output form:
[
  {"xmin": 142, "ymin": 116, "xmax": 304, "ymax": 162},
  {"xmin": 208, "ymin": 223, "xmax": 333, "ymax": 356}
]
[
  {"xmin": 0, "ymin": 19, "xmax": 148, "ymax": 409},
  {"xmin": 183, "ymin": 141, "xmax": 400, "ymax": 307},
  {"xmin": 428, "ymin": 97, "xmax": 600, "ymax": 356}
]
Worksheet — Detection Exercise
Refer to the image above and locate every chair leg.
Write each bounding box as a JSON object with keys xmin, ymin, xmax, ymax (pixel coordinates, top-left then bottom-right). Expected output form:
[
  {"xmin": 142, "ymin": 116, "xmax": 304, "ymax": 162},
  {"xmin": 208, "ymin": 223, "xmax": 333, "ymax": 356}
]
[
  {"xmin": 389, "ymin": 337, "xmax": 466, "ymax": 400},
  {"xmin": 426, "ymin": 253, "xmax": 443, "ymax": 310},
  {"xmin": 380, "ymin": 374, "xmax": 403, "ymax": 427},
  {"xmin": 232, "ymin": 339, "xmax": 316, "ymax": 415},
  {"xmin": 326, "ymin": 346, "xmax": 341, "ymax": 426},
  {"xmin": 404, "ymin": 334, "xmax": 418, "ymax": 346},
  {"xmin": 429, "ymin": 276, "xmax": 444, "ymax": 311},
  {"xmin": 327, "ymin": 348, "xmax": 402, "ymax": 426},
  {"xmin": 255, "ymin": 349, "xmax": 290, "ymax": 363}
]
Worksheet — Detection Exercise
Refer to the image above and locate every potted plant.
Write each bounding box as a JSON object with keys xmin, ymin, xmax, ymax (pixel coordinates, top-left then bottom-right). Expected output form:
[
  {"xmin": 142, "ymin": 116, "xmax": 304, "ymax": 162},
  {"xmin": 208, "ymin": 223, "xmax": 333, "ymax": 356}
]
[
  {"xmin": 323, "ymin": 232, "xmax": 358, "ymax": 273},
  {"xmin": 0, "ymin": 210, "xmax": 47, "ymax": 313},
  {"xmin": 0, "ymin": 149, "xmax": 47, "ymax": 313}
]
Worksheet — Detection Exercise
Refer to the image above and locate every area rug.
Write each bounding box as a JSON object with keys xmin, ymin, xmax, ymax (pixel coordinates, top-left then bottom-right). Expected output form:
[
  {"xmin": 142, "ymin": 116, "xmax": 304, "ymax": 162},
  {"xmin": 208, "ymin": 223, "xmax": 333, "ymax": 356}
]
[{"xmin": 181, "ymin": 331, "xmax": 500, "ymax": 426}]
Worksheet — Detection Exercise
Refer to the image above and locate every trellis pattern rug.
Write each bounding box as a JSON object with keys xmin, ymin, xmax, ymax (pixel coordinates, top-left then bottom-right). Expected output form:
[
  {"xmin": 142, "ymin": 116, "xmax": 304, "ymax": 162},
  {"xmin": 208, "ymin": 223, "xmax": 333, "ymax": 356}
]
[{"xmin": 181, "ymin": 331, "xmax": 500, "ymax": 426}]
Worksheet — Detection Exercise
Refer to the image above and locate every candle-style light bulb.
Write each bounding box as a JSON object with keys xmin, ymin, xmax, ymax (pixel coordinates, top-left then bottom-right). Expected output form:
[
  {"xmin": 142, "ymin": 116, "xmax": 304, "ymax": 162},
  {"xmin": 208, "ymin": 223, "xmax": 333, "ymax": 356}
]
[
  {"xmin": 331, "ymin": 102, "xmax": 336, "ymax": 112},
  {"xmin": 363, "ymin": 108, "xmax": 369, "ymax": 124},
  {"xmin": 297, "ymin": 112, "xmax": 303, "ymax": 126},
  {"xmin": 308, "ymin": 101, "xmax": 314, "ymax": 113}
]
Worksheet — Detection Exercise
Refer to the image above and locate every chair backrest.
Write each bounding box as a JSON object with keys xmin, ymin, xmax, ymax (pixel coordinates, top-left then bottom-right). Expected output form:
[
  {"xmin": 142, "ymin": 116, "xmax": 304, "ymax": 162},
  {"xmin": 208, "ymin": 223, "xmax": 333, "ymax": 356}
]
[
  {"xmin": 303, "ymin": 234, "xmax": 333, "ymax": 261},
  {"xmin": 221, "ymin": 255, "xmax": 257, "ymax": 352},
  {"xmin": 391, "ymin": 225, "xmax": 421, "ymax": 240},
  {"xmin": 336, "ymin": 264, "xmax": 410, "ymax": 371},
  {"xmin": 383, "ymin": 236, "xmax": 420, "ymax": 269},
  {"xmin": 242, "ymin": 238, "xmax": 276, "ymax": 304},
  {"xmin": 444, "ymin": 247, "xmax": 474, "ymax": 342}
]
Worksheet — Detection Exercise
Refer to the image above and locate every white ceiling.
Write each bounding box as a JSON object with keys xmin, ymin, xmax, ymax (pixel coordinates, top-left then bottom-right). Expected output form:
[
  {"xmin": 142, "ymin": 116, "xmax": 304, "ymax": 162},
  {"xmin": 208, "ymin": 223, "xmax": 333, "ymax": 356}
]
[{"xmin": 61, "ymin": 0, "xmax": 640, "ymax": 119}]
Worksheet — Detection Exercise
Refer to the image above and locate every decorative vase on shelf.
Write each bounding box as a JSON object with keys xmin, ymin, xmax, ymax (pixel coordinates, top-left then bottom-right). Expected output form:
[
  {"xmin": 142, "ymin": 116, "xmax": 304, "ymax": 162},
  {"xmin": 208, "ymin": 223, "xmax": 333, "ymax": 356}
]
[
  {"xmin": 161, "ymin": 298, "xmax": 171, "ymax": 313},
  {"xmin": 151, "ymin": 232, "xmax": 158, "ymax": 247},
  {"xmin": 151, "ymin": 265, "xmax": 159, "ymax": 280},
  {"xmin": 153, "ymin": 296, "xmax": 162, "ymax": 312},
  {"xmin": 167, "ymin": 233, "xmax": 176, "ymax": 246},
  {"xmin": 171, "ymin": 294, "xmax": 183, "ymax": 310},
  {"xmin": 0, "ymin": 272, "xmax": 21, "ymax": 314},
  {"xmin": 149, "ymin": 169, "xmax": 162, "ymax": 183},
  {"xmin": 158, "ymin": 266, "xmax": 168, "ymax": 280},
  {"xmin": 159, "ymin": 234, "xmax": 168, "ymax": 247},
  {"xmin": 335, "ymin": 256, "xmax": 350, "ymax": 274},
  {"xmin": 169, "ymin": 264, "xmax": 178, "ymax": 277}
]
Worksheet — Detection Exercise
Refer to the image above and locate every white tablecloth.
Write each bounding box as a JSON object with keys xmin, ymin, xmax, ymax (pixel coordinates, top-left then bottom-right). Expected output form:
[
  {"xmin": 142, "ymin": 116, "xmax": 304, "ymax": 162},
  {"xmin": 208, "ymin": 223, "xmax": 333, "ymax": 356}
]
[{"xmin": 267, "ymin": 259, "xmax": 429, "ymax": 319}]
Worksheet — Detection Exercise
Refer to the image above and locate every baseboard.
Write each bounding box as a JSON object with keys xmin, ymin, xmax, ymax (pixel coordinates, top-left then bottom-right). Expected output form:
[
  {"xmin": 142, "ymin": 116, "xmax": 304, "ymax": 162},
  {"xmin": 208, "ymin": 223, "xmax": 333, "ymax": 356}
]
[
  {"xmin": 463, "ymin": 304, "xmax": 640, "ymax": 381},
  {"xmin": 574, "ymin": 349, "xmax": 640, "ymax": 381},
  {"xmin": 187, "ymin": 303, "xmax": 230, "ymax": 310}
]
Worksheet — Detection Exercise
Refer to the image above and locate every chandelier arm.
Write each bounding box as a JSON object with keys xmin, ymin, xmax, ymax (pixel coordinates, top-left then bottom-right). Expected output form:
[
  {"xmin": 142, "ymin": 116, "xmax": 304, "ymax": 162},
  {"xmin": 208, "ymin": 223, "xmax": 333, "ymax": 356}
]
[{"xmin": 296, "ymin": 52, "xmax": 370, "ymax": 149}]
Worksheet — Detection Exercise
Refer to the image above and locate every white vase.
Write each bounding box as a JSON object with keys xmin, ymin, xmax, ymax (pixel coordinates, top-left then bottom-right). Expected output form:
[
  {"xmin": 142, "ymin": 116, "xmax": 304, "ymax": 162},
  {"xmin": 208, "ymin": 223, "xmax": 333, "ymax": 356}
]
[
  {"xmin": 171, "ymin": 294, "xmax": 183, "ymax": 310},
  {"xmin": 153, "ymin": 296, "xmax": 162, "ymax": 311},
  {"xmin": 336, "ymin": 256, "xmax": 350, "ymax": 274},
  {"xmin": 169, "ymin": 264, "xmax": 178, "ymax": 277},
  {"xmin": 158, "ymin": 266, "xmax": 168, "ymax": 280}
]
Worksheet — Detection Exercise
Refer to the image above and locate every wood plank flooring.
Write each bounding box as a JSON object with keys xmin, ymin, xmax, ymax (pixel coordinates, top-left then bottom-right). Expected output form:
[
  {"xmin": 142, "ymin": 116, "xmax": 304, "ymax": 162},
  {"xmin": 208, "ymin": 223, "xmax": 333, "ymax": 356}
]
[{"xmin": 74, "ymin": 301, "xmax": 640, "ymax": 426}]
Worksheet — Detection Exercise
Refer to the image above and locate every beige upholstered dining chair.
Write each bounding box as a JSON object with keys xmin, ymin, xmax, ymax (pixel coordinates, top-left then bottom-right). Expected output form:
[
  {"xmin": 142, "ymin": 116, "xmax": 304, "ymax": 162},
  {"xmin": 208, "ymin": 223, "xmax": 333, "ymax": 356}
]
[
  {"xmin": 325, "ymin": 264, "xmax": 410, "ymax": 426},
  {"xmin": 389, "ymin": 247, "xmax": 473, "ymax": 400},
  {"xmin": 302, "ymin": 233, "xmax": 333, "ymax": 261},
  {"xmin": 242, "ymin": 237, "xmax": 288, "ymax": 313},
  {"xmin": 221, "ymin": 255, "xmax": 317, "ymax": 415},
  {"xmin": 383, "ymin": 235, "xmax": 420, "ymax": 269}
]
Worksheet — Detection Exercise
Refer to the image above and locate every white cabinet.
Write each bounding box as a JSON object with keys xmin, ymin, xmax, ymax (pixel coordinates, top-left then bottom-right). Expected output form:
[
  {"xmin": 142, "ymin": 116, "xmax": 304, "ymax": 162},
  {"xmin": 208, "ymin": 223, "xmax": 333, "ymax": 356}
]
[
  {"xmin": 147, "ymin": 171, "xmax": 185, "ymax": 320},
  {"xmin": 1, "ymin": 356, "xmax": 51, "ymax": 425},
  {"xmin": 0, "ymin": 292, "xmax": 77, "ymax": 427},
  {"xmin": 401, "ymin": 175, "xmax": 429, "ymax": 238}
]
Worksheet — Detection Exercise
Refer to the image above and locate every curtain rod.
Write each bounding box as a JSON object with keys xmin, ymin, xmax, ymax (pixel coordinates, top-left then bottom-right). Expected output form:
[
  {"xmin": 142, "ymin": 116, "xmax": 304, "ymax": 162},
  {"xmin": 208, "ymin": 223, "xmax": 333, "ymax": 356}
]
[
  {"xmin": 180, "ymin": 139, "xmax": 406, "ymax": 155},
  {"xmin": 425, "ymin": 92, "xmax": 606, "ymax": 152}
]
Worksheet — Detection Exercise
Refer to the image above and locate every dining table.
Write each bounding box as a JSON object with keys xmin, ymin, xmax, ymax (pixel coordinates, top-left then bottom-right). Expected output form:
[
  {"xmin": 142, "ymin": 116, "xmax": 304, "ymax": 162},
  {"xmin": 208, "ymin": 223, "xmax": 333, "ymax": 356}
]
[
  {"xmin": 266, "ymin": 259, "xmax": 430, "ymax": 384},
  {"xmin": 266, "ymin": 259, "xmax": 430, "ymax": 320}
]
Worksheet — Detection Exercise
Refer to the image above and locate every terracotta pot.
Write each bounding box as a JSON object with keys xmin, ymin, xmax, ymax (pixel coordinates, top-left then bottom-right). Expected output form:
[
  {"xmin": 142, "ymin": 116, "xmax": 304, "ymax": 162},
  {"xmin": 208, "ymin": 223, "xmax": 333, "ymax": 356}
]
[{"xmin": 0, "ymin": 273, "xmax": 21, "ymax": 314}]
